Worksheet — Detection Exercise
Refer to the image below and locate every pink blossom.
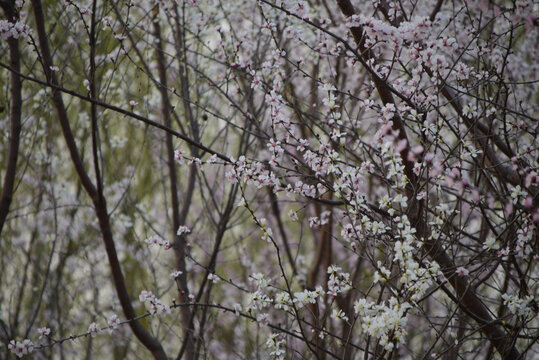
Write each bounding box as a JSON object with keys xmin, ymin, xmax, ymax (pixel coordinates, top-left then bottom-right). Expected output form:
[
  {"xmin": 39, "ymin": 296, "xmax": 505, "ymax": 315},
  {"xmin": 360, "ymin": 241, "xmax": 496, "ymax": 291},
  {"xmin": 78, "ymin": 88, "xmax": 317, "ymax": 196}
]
[
  {"xmin": 88, "ymin": 322, "xmax": 100, "ymax": 338},
  {"xmin": 455, "ymin": 267, "xmax": 469, "ymax": 277}
]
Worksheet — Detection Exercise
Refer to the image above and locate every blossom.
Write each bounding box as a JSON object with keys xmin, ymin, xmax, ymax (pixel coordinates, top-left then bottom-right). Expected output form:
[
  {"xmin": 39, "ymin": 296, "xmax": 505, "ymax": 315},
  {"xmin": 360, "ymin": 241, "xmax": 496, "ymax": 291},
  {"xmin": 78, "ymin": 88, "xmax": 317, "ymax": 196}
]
[
  {"xmin": 274, "ymin": 292, "xmax": 292, "ymax": 311},
  {"xmin": 502, "ymin": 294, "xmax": 534, "ymax": 318},
  {"xmin": 246, "ymin": 289, "xmax": 273, "ymax": 312},
  {"xmin": 293, "ymin": 290, "xmax": 317, "ymax": 308},
  {"xmin": 88, "ymin": 322, "xmax": 100, "ymax": 337},
  {"xmin": 510, "ymin": 185, "xmax": 527, "ymax": 204},
  {"xmin": 287, "ymin": 210, "xmax": 298, "ymax": 221},
  {"xmin": 237, "ymin": 197, "xmax": 246, "ymax": 207},
  {"xmin": 0, "ymin": 20, "xmax": 32, "ymax": 40},
  {"xmin": 8, "ymin": 339, "xmax": 34, "ymax": 358},
  {"xmin": 332, "ymin": 308, "xmax": 349, "ymax": 322},
  {"xmin": 233, "ymin": 303, "xmax": 242, "ymax": 316},
  {"xmin": 225, "ymin": 170, "xmax": 239, "ymax": 183},
  {"xmin": 250, "ymin": 273, "xmax": 268, "ymax": 288},
  {"xmin": 177, "ymin": 225, "xmax": 191, "ymax": 236},
  {"xmin": 171, "ymin": 270, "xmax": 183, "ymax": 278},
  {"xmin": 37, "ymin": 327, "xmax": 51, "ymax": 339},
  {"xmin": 139, "ymin": 291, "xmax": 170, "ymax": 315},
  {"xmin": 145, "ymin": 235, "xmax": 163, "ymax": 247},
  {"xmin": 327, "ymin": 266, "xmax": 352, "ymax": 296},
  {"xmin": 139, "ymin": 290, "xmax": 155, "ymax": 302},
  {"xmin": 257, "ymin": 313, "xmax": 269, "ymax": 325},
  {"xmin": 455, "ymin": 267, "xmax": 469, "ymax": 277},
  {"xmin": 354, "ymin": 297, "xmax": 410, "ymax": 351},
  {"xmin": 266, "ymin": 333, "xmax": 286, "ymax": 359},
  {"xmin": 208, "ymin": 154, "xmax": 218, "ymax": 164},
  {"xmin": 107, "ymin": 314, "xmax": 121, "ymax": 332},
  {"xmin": 188, "ymin": 157, "xmax": 202, "ymax": 168},
  {"xmin": 174, "ymin": 148, "xmax": 185, "ymax": 164}
]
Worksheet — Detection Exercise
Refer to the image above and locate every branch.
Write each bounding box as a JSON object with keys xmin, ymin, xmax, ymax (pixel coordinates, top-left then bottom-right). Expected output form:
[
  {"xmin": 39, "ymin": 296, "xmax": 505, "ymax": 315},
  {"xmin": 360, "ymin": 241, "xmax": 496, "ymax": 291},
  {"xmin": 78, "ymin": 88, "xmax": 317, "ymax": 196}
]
[
  {"xmin": 0, "ymin": 59, "xmax": 232, "ymax": 164},
  {"xmin": 153, "ymin": 11, "xmax": 196, "ymax": 359}
]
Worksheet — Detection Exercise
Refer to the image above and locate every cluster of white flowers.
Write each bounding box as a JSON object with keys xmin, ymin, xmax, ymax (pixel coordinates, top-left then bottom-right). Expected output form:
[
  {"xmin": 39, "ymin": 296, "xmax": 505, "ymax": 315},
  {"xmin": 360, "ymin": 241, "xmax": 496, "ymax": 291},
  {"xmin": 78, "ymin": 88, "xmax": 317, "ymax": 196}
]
[
  {"xmin": 245, "ymin": 273, "xmax": 273, "ymax": 313},
  {"xmin": 8, "ymin": 339, "xmax": 34, "ymax": 358},
  {"xmin": 331, "ymin": 308, "xmax": 349, "ymax": 322},
  {"xmin": 246, "ymin": 289, "xmax": 273, "ymax": 313},
  {"xmin": 250, "ymin": 273, "xmax": 269, "ymax": 288},
  {"xmin": 144, "ymin": 235, "xmax": 171, "ymax": 250},
  {"xmin": 327, "ymin": 265, "xmax": 352, "ymax": 296},
  {"xmin": 501, "ymin": 293, "xmax": 535, "ymax": 318},
  {"xmin": 139, "ymin": 290, "xmax": 171, "ymax": 315},
  {"xmin": 207, "ymin": 273, "xmax": 219, "ymax": 284},
  {"xmin": 380, "ymin": 140, "xmax": 408, "ymax": 189},
  {"xmin": 274, "ymin": 291, "xmax": 293, "ymax": 311},
  {"xmin": 257, "ymin": 217, "xmax": 274, "ymax": 243},
  {"xmin": 510, "ymin": 185, "xmax": 528, "ymax": 204},
  {"xmin": 176, "ymin": 225, "xmax": 191, "ymax": 236},
  {"xmin": 354, "ymin": 297, "xmax": 411, "ymax": 351},
  {"xmin": 293, "ymin": 288, "xmax": 321, "ymax": 308},
  {"xmin": 373, "ymin": 261, "xmax": 392, "ymax": 283},
  {"xmin": 0, "ymin": 20, "xmax": 31, "ymax": 40},
  {"xmin": 393, "ymin": 215, "xmax": 442, "ymax": 301},
  {"xmin": 107, "ymin": 314, "xmax": 121, "ymax": 333},
  {"xmin": 515, "ymin": 223, "xmax": 535, "ymax": 257},
  {"xmin": 37, "ymin": 327, "xmax": 51, "ymax": 339},
  {"xmin": 266, "ymin": 333, "xmax": 286, "ymax": 359},
  {"xmin": 88, "ymin": 322, "xmax": 100, "ymax": 338},
  {"xmin": 174, "ymin": 148, "xmax": 185, "ymax": 164}
]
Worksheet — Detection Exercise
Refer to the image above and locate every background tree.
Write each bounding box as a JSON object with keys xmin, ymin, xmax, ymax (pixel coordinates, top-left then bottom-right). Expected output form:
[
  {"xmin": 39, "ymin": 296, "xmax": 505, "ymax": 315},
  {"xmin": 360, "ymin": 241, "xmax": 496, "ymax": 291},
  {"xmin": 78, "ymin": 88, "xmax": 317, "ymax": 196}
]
[{"xmin": 0, "ymin": 0, "xmax": 537, "ymax": 359}]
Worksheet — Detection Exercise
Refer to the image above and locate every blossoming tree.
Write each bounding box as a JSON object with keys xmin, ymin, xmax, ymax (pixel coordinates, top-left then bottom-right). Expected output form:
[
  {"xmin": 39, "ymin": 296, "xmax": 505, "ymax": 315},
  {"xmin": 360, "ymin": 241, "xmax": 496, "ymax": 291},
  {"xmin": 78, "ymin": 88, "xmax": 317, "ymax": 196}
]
[{"xmin": 0, "ymin": 0, "xmax": 537, "ymax": 359}]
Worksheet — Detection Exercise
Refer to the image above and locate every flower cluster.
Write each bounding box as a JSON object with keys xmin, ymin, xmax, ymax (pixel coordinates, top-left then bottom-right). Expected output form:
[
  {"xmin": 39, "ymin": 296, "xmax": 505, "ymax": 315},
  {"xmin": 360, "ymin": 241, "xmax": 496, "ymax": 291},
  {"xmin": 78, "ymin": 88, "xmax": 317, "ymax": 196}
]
[
  {"xmin": 245, "ymin": 273, "xmax": 272, "ymax": 314},
  {"xmin": 88, "ymin": 322, "xmax": 100, "ymax": 338},
  {"xmin": 0, "ymin": 20, "xmax": 31, "ymax": 40},
  {"xmin": 107, "ymin": 314, "xmax": 121, "ymax": 333},
  {"xmin": 37, "ymin": 327, "xmax": 51, "ymax": 339},
  {"xmin": 139, "ymin": 290, "xmax": 171, "ymax": 315},
  {"xmin": 327, "ymin": 265, "xmax": 352, "ymax": 297},
  {"xmin": 354, "ymin": 297, "xmax": 411, "ymax": 351},
  {"xmin": 176, "ymin": 225, "xmax": 191, "ymax": 236},
  {"xmin": 515, "ymin": 222, "xmax": 535, "ymax": 258},
  {"xmin": 293, "ymin": 288, "xmax": 320, "ymax": 308},
  {"xmin": 144, "ymin": 235, "xmax": 171, "ymax": 250},
  {"xmin": 501, "ymin": 294, "xmax": 535, "ymax": 319},
  {"xmin": 8, "ymin": 339, "xmax": 34, "ymax": 358},
  {"xmin": 266, "ymin": 333, "xmax": 286, "ymax": 359}
]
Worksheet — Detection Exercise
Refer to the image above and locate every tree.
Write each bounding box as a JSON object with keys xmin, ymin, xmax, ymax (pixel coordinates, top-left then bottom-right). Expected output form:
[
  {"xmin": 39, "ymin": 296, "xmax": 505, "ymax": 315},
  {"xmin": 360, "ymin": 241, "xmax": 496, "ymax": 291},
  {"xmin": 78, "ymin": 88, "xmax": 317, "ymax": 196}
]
[{"xmin": 0, "ymin": 0, "xmax": 537, "ymax": 359}]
